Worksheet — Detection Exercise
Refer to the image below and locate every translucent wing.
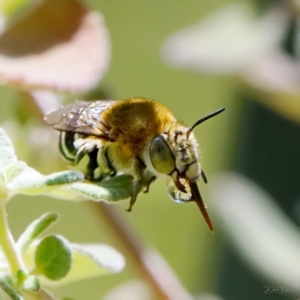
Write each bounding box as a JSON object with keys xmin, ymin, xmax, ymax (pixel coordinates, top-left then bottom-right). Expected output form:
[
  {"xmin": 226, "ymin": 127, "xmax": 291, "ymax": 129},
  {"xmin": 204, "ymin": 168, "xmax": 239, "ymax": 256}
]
[{"xmin": 44, "ymin": 101, "xmax": 115, "ymax": 139}]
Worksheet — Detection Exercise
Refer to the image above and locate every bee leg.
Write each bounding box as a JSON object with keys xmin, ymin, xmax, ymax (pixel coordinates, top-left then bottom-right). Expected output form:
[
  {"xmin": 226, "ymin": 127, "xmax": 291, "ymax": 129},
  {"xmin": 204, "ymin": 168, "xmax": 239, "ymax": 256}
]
[
  {"xmin": 75, "ymin": 145, "xmax": 87, "ymax": 165},
  {"xmin": 201, "ymin": 169, "xmax": 208, "ymax": 184},
  {"xmin": 104, "ymin": 148, "xmax": 116, "ymax": 177},
  {"xmin": 126, "ymin": 157, "xmax": 149, "ymax": 212},
  {"xmin": 126, "ymin": 190, "xmax": 138, "ymax": 212},
  {"xmin": 134, "ymin": 156, "xmax": 146, "ymax": 169},
  {"xmin": 75, "ymin": 146, "xmax": 98, "ymax": 181},
  {"xmin": 143, "ymin": 176, "xmax": 156, "ymax": 193},
  {"xmin": 133, "ymin": 156, "xmax": 156, "ymax": 193},
  {"xmin": 126, "ymin": 179, "xmax": 144, "ymax": 212},
  {"xmin": 94, "ymin": 147, "xmax": 116, "ymax": 179}
]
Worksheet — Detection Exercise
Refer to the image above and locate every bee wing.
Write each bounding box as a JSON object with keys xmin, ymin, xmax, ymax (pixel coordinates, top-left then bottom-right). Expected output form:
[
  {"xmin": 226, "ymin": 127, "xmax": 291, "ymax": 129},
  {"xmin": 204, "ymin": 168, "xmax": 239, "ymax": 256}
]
[{"xmin": 44, "ymin": 100, "xmax": 115, "ymax": 138}]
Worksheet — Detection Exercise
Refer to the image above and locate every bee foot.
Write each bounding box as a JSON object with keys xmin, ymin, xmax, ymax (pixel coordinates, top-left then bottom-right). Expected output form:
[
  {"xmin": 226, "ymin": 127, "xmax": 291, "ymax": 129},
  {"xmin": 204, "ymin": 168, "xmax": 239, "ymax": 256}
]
[{"xmin": 143, "ymin": 176, "xmax": 156, "ymax": 193}]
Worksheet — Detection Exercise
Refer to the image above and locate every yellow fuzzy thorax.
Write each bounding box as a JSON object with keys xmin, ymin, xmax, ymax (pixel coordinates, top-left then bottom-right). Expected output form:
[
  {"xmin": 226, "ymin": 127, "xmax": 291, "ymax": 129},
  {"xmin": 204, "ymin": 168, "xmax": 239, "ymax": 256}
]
[{"xmin": 101, "ymin": 98, "xmax": 180, "ymax": 160}]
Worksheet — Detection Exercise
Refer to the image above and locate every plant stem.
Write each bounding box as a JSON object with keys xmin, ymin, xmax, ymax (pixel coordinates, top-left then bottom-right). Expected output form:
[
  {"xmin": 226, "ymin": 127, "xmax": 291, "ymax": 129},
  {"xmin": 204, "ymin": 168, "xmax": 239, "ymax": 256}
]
[
  {"xmin": 92, "ymin": 203, "xmax": 194, "ymax": 300},
  {"xmin": 0, "ymin": 205, "xmax": 25, "ymax": 279}
]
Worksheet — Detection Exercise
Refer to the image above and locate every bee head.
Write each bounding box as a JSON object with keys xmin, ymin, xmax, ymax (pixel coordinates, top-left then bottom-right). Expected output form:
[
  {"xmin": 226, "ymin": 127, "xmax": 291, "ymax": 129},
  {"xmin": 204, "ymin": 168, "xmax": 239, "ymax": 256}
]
[
  {"xmin": 148, "ymin": 108, "xmax": 224, "ymax": 232},
  {"xmin": 149, "ymin": 127, "xmax": 199, "ymax": 186},
  {"xmin": 149, "ymin": 108, "xmax": 225, "ymax": 186}
]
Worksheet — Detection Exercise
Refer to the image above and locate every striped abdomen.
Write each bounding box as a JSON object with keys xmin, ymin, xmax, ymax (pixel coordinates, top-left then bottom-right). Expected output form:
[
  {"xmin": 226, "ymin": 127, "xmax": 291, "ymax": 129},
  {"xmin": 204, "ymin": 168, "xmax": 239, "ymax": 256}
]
[{"xmin": 59, "ymin": 132, "xmax": 116, "ymax": 181}]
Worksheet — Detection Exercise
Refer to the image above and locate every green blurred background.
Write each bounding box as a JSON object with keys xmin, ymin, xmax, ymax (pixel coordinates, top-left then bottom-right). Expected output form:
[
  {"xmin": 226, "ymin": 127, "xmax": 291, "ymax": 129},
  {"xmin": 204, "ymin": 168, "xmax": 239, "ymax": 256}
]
[{"xmin": 1, "ymin": 0, "xmax": 300, "ymax": 299}]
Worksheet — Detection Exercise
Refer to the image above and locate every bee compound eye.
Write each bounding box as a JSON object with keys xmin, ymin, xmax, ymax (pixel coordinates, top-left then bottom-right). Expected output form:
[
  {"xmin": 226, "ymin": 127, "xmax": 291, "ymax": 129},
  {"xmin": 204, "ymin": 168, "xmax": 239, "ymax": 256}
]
[{"xmin": 150, "ymin": 136, "xmax": 175, "ymax": 174}]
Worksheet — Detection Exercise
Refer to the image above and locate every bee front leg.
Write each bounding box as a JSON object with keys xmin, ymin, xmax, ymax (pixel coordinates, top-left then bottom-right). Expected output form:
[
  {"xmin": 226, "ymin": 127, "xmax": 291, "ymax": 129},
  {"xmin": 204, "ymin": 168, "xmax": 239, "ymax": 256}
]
[{"xmin": 126, "ymin": 180, "xmax": 142, "ymax": 212}]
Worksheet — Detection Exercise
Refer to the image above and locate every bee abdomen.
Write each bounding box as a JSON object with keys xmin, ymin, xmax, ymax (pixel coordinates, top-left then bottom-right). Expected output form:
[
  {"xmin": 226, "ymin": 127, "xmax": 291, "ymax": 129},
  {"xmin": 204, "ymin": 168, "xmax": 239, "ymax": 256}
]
[{"xmin": 59, "ymin": 132, "xmax": 116, "ymax": 182}]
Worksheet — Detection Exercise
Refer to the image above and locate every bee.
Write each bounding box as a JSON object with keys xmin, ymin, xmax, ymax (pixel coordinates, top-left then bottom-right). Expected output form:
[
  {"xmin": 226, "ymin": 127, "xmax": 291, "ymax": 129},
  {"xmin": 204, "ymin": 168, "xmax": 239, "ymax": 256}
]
[{"xmin": 45, "ymin": 98, "xmax": 225, "ymax": 231}]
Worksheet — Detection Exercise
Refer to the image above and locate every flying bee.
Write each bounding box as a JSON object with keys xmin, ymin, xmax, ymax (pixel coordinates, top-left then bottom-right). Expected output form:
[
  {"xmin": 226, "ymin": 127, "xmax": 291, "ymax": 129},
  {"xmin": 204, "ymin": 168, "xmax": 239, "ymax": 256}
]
[{"xmin": 45, "ymin": 98, "xmax": 225, "ymax": 231}]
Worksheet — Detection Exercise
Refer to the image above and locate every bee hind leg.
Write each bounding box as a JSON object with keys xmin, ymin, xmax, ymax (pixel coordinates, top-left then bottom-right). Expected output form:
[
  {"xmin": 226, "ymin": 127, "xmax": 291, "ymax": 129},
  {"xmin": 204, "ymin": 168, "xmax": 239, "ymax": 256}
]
[
  {"xmin": 126, "ymin": 194, "xmax": 137, "ymax": 212},
  {"xmin": 103, "ymin": 148, "xmax": 116, "ymax": 177}
]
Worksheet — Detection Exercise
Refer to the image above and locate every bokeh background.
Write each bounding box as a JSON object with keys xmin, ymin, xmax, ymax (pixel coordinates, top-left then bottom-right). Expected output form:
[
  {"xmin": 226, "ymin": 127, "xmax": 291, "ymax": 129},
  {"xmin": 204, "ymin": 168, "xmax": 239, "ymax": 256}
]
[{"xmin": 1, "ymin": 0, "xmax": 300, "ymax": 299}]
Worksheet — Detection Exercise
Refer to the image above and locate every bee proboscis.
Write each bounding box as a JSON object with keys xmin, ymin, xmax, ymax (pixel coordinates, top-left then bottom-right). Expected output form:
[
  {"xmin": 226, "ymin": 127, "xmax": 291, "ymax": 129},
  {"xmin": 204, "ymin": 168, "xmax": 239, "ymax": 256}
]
[{"xmin": 45, "ymin": 98, "xmax": 225, "ymax": 231}]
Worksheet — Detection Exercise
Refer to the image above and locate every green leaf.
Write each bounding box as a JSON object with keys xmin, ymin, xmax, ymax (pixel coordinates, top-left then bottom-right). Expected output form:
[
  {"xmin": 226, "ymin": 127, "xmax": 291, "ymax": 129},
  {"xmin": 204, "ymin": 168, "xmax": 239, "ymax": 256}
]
[
  {"xmin": 50, "ymin": 174, "xmax": 143, "ymax": 203},
  {"xmin": 27, "ymin": 244, "xmax": 125, "ymax": 286},
  {"xmin": 16, "ymin": 269, "xmax": 27, "ymax": 284},
  {"xmin": 34, "ymin": 235, "xmax": 71, "ymax": 281},
  {"xmin": 17, "ymin": 212, "xmax": 59, "ymax": 255},
  {"xmin": 11, "ymin": 171, "xmax": 84, "ymax": 195},
  {"xmin": 0, "ymin": 128, "xmax": 17, "ymax": 169},
  {"xmin": 0, "ymin": 273, "xmax": 23, "ymax": 300}
]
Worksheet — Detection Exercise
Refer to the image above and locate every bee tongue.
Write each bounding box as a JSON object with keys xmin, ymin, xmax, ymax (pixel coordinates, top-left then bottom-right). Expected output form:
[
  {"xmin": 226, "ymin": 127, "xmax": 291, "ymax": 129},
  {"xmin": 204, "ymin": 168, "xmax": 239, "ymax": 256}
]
[{"xmin": 189, "ymin": 181, "xmax": 214, "ymax": 232}]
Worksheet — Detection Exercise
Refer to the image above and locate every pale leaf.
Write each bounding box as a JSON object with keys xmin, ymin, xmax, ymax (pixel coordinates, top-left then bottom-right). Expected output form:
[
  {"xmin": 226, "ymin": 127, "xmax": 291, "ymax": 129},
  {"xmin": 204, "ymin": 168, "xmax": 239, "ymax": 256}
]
[{"xmin": 0, "ymin": 0, "xmax": 110, "ymax": 92}]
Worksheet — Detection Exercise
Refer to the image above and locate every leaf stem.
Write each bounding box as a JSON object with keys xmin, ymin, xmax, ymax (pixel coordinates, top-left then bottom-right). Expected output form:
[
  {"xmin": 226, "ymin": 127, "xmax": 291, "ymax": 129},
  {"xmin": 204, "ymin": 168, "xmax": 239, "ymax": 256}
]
[{"xmin": 0, "ymin": 204, "xmax": 25, "ymax": 279}]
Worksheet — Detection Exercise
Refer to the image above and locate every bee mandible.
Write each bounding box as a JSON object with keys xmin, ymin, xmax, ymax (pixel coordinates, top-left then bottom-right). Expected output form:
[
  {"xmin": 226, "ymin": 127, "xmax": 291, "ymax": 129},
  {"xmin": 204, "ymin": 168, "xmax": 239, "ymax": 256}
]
[{"xmin": 45, "ymin": 98, "xmax": 225, "ymax": 231}]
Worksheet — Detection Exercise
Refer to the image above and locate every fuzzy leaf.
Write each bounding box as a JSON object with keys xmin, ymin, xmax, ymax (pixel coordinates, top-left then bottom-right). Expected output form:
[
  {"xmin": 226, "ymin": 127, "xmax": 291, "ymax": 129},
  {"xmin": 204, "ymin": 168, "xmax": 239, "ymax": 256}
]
[
  {"xmin": 50, "ymin": 174, "xmax": 142, "ymax": 203},
  {"xmin": 17, "ymin": 212, "xmax": 59, "ymax": 255},
  {"xmin": 26, "ymin": 244, "xmax": 125, "ymax": 286},
  {"xmin": 11, "ymin": 170, "xmax": 84, "ymax": 195},
  {"xmin": 3, "ymin": 161, "xmax": 27, "ymax": 182},
  {"xmin": 0, "ymin": 128, "xmax": 17, "ymax": 169},
  {"xmin": 34, "ymin": 235, "xmax": 71, "ymax": 281},
  {"xmin": 0, "ymin": 0, "xmax": 110, "ymax": 92}
]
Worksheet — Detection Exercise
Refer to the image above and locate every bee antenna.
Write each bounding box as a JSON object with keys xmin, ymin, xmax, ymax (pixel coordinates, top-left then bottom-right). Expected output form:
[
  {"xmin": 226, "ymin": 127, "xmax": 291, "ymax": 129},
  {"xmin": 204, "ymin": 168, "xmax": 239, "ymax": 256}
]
[{"xmin": 187, "ymin": 108, "xmax": 225, "ymax": 138}]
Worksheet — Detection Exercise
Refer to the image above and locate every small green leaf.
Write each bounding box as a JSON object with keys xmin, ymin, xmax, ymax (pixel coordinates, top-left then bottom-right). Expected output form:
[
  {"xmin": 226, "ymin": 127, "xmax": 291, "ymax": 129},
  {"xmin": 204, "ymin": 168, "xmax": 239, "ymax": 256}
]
[
  {"xmin": 34, "ymin": 235, "xmax": 71, "ymax": 281},
  {"xmin": 11, "ymin": 171, "xmax": 84, "ymax": 195},
  {"xmin": 0, "ymin": 273, "xmax": 23, "ymax": 300},
  {"xmin": 17, "ymin": 212, "xmax": 59, "ymax": 255},
  {"xmin": 27, "ymin": 244, "xmax": 125, "ymax": 286},
  {"xmin": 50, "ymin": 174, "xmax": 143, "ymax": 203},
  {"xmin": 0, "ymin": 128, "xmax": 17, "ymax": 169},
  {"xmin": 16, "ymin": 269, "xmax": 27, "ymax": 284}
]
